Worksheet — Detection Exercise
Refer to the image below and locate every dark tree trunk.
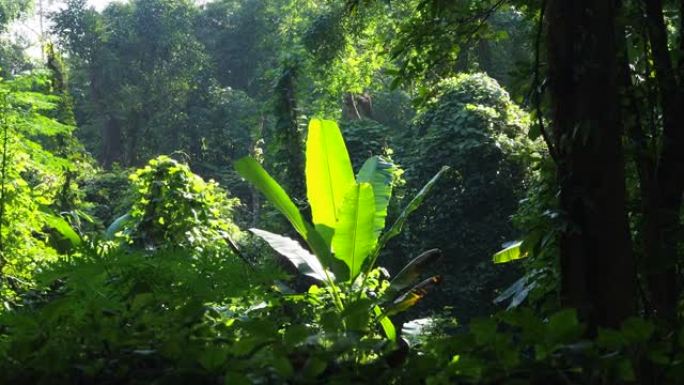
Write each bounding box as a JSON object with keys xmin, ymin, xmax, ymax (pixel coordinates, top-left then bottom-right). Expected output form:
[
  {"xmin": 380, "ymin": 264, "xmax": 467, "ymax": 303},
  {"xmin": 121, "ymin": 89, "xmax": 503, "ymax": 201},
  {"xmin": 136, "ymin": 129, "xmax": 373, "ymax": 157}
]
[
  {"xmin": 101, "ymin": 116, "xmax": 123, "ymax": 168},
  {"xmin": 546, "ymin": 0, "xmax": 636, "ymax": 330},
  {"xmin": 273, "ymin": 65, "xmax": 305, "ymax": 200},
  {"xmin": 640, "ymin": 0, "xmax": 684, "ymax": 321},
  {"xmin": 90, "ymin": 71, "xmax": 122, "ymax": 168}
]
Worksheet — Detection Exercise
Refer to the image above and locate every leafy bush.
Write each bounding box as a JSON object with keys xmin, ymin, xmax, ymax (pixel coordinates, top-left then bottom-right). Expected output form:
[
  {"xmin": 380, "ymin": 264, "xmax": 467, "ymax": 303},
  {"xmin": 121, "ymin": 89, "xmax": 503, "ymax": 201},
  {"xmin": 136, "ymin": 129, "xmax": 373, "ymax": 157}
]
[
  {"xmin": 395, "ymin": 73, "xmax": 539, "ymax": 320},
  {"xmin": 110, "ymin": 156, "xmax": 242, "ymax": 255}
]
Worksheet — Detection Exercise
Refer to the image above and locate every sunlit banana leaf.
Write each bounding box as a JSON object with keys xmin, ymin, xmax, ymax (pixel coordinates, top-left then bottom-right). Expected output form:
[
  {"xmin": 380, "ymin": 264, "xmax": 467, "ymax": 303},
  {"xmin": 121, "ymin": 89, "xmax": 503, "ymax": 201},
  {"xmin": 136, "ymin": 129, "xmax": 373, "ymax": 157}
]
[
  {"xmin": 305, "ymin": 118, "xmax": 355, "ymax": 245},
  {"xmin": 332, "ymin": 183, "xmax": 377, "ymax": 281},
  {"xmin": 234, "ymin": 157, "xmax": 329, "ymax": 261},
  {"xmin": 357, "ymin": 156, "xmax": 394, "ymax": 239},
  {"xmin": 374, "ymin": 305, "xmax": 396, "ymax": 341},
  {"xmin": 492, "ymin": 241, "xmax": 526, "ymax": 264},
  {"xmin": 235, "ymin": 157, "xmax": 307, "ymax": 235}
]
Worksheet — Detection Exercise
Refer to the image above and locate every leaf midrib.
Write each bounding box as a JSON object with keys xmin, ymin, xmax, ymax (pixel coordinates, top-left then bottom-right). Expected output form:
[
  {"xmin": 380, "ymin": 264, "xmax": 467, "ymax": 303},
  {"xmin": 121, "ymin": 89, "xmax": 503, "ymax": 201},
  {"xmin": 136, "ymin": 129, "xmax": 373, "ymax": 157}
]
[{"xmin": 349, "ymin": 185, "xmax": 361, "ymax": 277}]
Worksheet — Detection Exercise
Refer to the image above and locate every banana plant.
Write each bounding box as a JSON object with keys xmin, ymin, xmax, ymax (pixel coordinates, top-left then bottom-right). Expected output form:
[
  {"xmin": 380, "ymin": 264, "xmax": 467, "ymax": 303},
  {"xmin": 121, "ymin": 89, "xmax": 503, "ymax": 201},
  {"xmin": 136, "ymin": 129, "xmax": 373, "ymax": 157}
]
[{"xmin": 234, "ymin": 118, "xmax": 448, "ymax": 340}]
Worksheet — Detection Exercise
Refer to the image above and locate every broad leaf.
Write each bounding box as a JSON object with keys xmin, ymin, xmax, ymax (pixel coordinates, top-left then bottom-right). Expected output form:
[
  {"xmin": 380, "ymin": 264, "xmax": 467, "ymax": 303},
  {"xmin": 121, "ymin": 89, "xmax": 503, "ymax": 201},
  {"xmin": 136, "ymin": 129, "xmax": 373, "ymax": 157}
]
[
  {"xmin": 305, "ymin": 119, "xmax": 355, "ymax": 244},
  {"xmin": 373, "ymin": 305, "xmax": 396, "ymax": 341},
  {"xmin": 235, "ymin": 157, "xmax": 307, "ymax": 235},
  {"xmin": 375, "ymin": 166, "xmax": 449, "ymax": 255},
  {"xmin": 42, "ymin": 213, "xmax": 81, "ymax": 246},
  {"xmin": 332, "ymin": 183, "xmax": 377, "ymax": 281},
  {"xmin": 384, "ymin": 275, "xmax": 442, "ymax": 317},
  {"xmin": 357, "ymin": 156, "xmax": 394, "ymax": 239},
  {"xmin": 250, "ymin": 228, "xmax": 333, "ymax": 283},
  {"xmin": 234, "ymin": 157, "xmax": 330, "ymax": 260},
  {"xmin": 389, "ymin": 249, "xmax": 441, "ymax": 294},
  {"xmin": 492, "ymin": 241, "xmax": 526, "ymax": 264},
  {"xmin": 106, "ymin": 213, "xmax": 131, "ymax": 239}
]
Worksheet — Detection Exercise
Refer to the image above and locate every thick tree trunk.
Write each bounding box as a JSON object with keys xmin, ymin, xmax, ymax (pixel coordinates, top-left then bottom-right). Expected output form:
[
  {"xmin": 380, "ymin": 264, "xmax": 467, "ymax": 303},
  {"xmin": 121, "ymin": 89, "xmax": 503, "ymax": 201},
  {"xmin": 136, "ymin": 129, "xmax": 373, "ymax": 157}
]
[
  {"xmin": 273, "ymin": 65, "xmax": 305, "ymax": 200},
  {"xmin": 101, "ymin": 116, "xmax": 123, "ymax": 168},
  {"xmin": 89, "ymin": 70, "xmax": 122, "ymax": 168},
  {"xmin": 546, "ymin": 0, "xmax": 636, "ymax": 330},
  {"xmin": 640, "ymin": 0, "xmax": 684, "ymax": 321}
]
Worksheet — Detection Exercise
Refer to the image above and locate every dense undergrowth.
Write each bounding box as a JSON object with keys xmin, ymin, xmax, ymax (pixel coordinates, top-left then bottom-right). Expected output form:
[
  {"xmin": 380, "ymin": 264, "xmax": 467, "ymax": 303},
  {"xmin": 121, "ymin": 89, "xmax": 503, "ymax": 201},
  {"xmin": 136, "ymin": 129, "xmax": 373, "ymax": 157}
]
[
  {"xmin": 1, "ymin": 0, "xmax": 683, "ymax": 380},
  {"xmin": 1, "ymin": 82, "xmax": 682, "ymax": 383}
]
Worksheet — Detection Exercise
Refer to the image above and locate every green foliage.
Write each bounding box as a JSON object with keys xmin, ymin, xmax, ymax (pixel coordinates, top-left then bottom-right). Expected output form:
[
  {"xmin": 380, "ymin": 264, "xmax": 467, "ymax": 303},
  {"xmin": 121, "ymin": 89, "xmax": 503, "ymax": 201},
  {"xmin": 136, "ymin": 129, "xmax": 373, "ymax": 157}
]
[
  {"xmin": 392, "ymin": 73, "xmax": 537, "ymax": 320},
  {"xmin": 500, "ymin": 157, "xmax": 560, "ymax": 311},
  {"xmin": 116, "ymin": 156, "xmax": 242, "ymax": 254},
  {"xmin": 2, "ymin": 1, "xmax": 684, "ymax": 384},
  {"xmin": 0, "ymin": 246, "xmax": 282, "ymax": 384},
  {"xmin": 370, "ymin": 89, "xmax": 415, "ymax": 133},
  {"xmin": 492, "ymin": 241, "xmax": 525, "ymax": 264},
  {"xmin": 0, "ymin": 36, "xmax": 33, "ymax": 78},
  {"xmin": 356, "ymin": 1, "xmax": 535, "ymax": 97},
  {"xmin": 80, "ymin": 166, "xmax": 130, "ymax": 228},
  {"xmin": 52, "ymin": 0, "xmax": 216, "ymax": 166},
  {"xmin": 391, "ymin": 309, "xmax": 684, "ymax": 385},
  {"xmin": 0, "ymin": 72, "xmax": 90, "ymax": 299},
  {"xmin": 340, "ymin": 118, "xmax": 394, "ymax": 170},
  {"xmin": 0, "ymin": 0, "xmax": 31, "ymax": 30}
]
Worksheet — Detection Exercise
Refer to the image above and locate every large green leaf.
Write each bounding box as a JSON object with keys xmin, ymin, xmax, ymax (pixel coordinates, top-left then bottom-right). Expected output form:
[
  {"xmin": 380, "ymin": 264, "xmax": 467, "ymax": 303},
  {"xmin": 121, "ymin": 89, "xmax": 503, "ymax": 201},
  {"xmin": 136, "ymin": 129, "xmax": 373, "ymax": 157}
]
[
  {"xmin": 373, "ymin": 166, "xmax": 449, "ymax": 260},
  {"xmin": 42, "ymin": 213, "xmax": 81, "ymax": 246},
  {"xmin": 373, "ymin": 305, "xmax": 396, "ymax": 341},
  {"xmin": 389, "ymin": 249, "xmax": 442, "ymax": 295},
  {"xmin": 492, "ymin": 241, "xmax": 527, "ymax": 264},
  {"xmin": 332, "ymin": 183, "xmax": 377, "ymax": 281},
  {"xmin": 250, "ymin": 229, "xmax": 333, "ymax": 283},
  {"xmin": 235, "ymin": 157, "xmax": 307, "ymax": 234},
  {"xmin": 305, "ymin": 119, "xmax": 355, "ymax": 244},
  {"xmin": 357, "ymin": 156, "xmax": 394, "ymax": 240},
  {"xmin": 234, "ymin": 157, "xmax": 329, "ymax": 260}
]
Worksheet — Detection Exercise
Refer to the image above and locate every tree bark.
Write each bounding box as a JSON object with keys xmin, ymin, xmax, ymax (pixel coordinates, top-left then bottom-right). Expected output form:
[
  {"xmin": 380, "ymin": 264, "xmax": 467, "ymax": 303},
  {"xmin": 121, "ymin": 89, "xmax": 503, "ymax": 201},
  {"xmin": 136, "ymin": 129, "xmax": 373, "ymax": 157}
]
[
  {"xmin": 273, "ymin": 65, "xmax": 305, "ymax": 200},
  {"xmin": 546, "ymin": 0, "xmax": 636, "ymax": 330},
  {"xmin": 90, "ymin": 70, "xmax": 122, "ymax": 168},
  {"xmin": 640, "ymin": 0, "xmax": 684, "ymax": 321}
]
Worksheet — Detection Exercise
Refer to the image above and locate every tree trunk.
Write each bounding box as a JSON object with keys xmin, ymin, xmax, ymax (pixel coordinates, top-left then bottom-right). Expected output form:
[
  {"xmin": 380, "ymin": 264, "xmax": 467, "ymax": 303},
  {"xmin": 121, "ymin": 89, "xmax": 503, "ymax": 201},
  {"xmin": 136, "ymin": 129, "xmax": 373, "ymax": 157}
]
[
  {"xmin": 273, "ymin": 65, "xmax": 305, "ymax": 200},
  {"xmin": 546, "ymin": 0, "xmax": 636, "ymax": 330},
  {"xmin": 89, "ymin": 70, "xmax": 122, "ymax": 168},
  {"xmin": 640, "ymin": 0, "xmax": 684, "ymax": 321},
  {"xmin": 101, "ymin": 116, "xmax": 123, "ymax": 168}
]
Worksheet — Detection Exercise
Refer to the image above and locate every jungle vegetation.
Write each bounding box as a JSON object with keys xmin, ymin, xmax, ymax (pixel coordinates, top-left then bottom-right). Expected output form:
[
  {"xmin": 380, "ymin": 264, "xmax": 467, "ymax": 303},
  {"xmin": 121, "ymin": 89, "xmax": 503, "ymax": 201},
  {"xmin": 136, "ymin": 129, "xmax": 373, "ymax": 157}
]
[{"xmin": 1, "ymin": 0, "xmax": 684, "ymax": 384}]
